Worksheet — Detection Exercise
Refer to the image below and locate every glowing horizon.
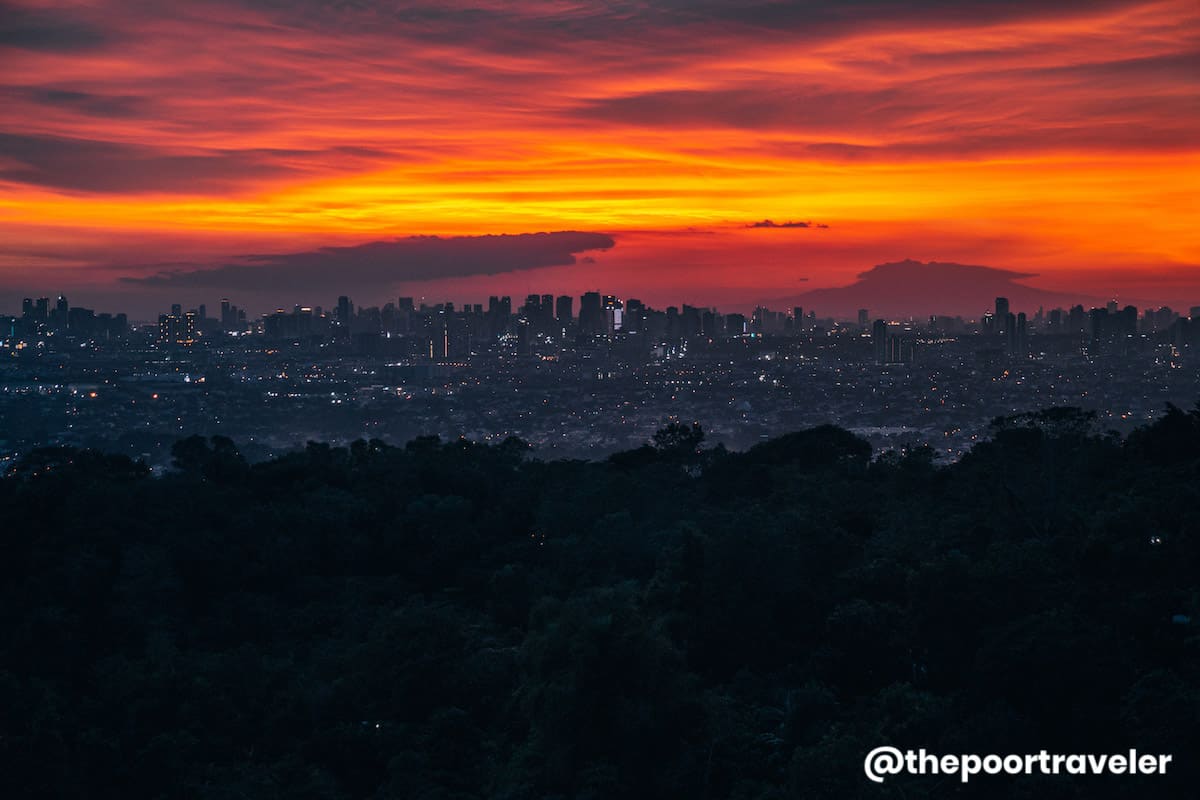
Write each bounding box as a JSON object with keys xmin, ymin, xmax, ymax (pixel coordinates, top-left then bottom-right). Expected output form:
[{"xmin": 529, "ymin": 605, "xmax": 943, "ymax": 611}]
[{"xmin": 1, "ymin": 0, "xmax": 1198, "ymax": 314}]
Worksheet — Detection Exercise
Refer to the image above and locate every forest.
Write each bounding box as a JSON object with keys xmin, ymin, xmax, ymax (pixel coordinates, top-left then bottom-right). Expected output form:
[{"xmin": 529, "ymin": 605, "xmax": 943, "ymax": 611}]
[{"xmin": 3, "ymin": 404, "xmax": 1200, "ymax": 799}]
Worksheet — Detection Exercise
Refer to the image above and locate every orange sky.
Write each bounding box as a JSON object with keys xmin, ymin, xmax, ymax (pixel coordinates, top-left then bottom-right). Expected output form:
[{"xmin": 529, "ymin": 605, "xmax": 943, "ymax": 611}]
[{"xmin": 1, "ymin": 0, "xmax": 1198, "ymax": 315}]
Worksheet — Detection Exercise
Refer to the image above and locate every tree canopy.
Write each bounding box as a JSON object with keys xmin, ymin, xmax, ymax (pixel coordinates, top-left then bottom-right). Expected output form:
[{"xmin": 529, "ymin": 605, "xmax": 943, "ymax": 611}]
[{"xmin": 2, "ymin": 406, "xmax": 1199, "ymax": 798}]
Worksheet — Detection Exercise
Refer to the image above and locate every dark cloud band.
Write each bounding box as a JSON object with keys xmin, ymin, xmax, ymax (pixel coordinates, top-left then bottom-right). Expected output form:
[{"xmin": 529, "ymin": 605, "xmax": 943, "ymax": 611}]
[{"xmin": 121, "ymin": 231, "xmax": 616, "ymax": 293}]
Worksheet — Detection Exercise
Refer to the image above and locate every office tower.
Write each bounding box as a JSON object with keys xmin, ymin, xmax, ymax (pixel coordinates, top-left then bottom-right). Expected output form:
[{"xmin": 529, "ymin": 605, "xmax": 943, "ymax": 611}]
[
  {"xmin": 1090, "ymin": 307, "xmax": 1108, "ymax": 343},
  {"xmin": 680, "ymin": 305, "xmax": 702, "ymax": 337},
  {"xmin": 555, "ymin": 295, "xmax": 573, "ymax": 322},
  {"xmin": 486, "ymin": 295, "xmax": 511, "ymax": 336},
  {"xmin": 624, "ymin": 298, "xmax": 644, "ymax": 332},
  {"xmin": 1068, "ymin": 304, "xmax": 1085, "ymax": 334},
  {"xmin": 665, "ymin": 306, "xmax": 680, "ymax": 339},
  {"xmin": 1119, "ymin": 306, "xmax": 1138, "ymax": 338},
  {"xmin": 858, "ymin": 308, "xmax": 869, "ymax": 327},
  {"xmin": 49, "ymin": 295, "xmax": 70, "ymax": 330},
  {"xmin": 579, "ymin": 292, "xmax": 603, "ymax": 335},
  {"xmin": 337, "ymin": 296, "xmax": 353, "ymax": 324},
  {"xmin": 995, "ymin": 297, "xmax": 1009, "ymax": 335},
  {"xmin": 872, "ymin": 319, "xmax": 887, "ymax": 363},
  {"xmin": 35, "ymin": 297, "xmax": 49, "ymax": 323},
  {"xmin": 22, "ymin": 298, "xmax": 33, "ymax": 319}
]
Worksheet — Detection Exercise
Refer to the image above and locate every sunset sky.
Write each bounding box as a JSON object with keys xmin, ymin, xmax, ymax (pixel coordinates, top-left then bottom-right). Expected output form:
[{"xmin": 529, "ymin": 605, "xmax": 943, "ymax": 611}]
[{"xmin": 1, "ymin": 0, "xmax": 1197, "ymax": 316}]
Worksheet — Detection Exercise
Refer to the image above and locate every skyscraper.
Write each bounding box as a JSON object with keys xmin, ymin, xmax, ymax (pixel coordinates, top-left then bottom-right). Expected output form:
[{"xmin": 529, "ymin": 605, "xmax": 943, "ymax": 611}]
[
  {"xmin": 555, "ymin": 295, "xmax": 573, "ymax": 322},
  {"xmin": 579, "ymin": 292, "xmax": 603, "ymax": 335},
  {"xmin": 872, "ymin": 318, "xmax": 887, "ymax": 363},
  {"xmin": 995, "ymin": 297, "xmax": 1009, "ymax": 335}
]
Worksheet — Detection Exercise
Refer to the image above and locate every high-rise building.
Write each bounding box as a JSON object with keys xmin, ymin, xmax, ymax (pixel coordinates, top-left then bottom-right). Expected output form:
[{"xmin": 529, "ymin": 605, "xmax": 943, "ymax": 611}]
[
  {"xmin": 158, "ymin": 307, "xmax": 198, "ymax": 345},
  {"xmin": 579, "ymin": 292, "xmax": 603, "ymax": 335},
  {"xmin": 1014, "ymin": 312, "xmax": 1028, "ymax": 356},
  {"xmin": 555, "ymin": 295, "xmax": 573, "ymax": 322},
  {"xmin": 995, "ymin": 297, "xmax": 1009, "ymax": 335},
  {"xmin": 67, "ymin": 306, "xmax": 95, "ymax": 336},
  {"xmin": 872, "ymin": 319, "xmax": 887, "ymax": 363},
  {"xmin": 524, "ymin": 293, "xmax": 541, "ymax": 315},
  {"xmin": 624, "ymin": 298, "xmax": 645, "ymax": 333},
  {"xmin": 857, "ymin": 308, "xmax": 869, "ymax": 327},
  {"xmin": 1090, "ymin": 307, "xmax": 1109, "ymax": 343},
  {"xmin": 1068, "ymin": 304, "xmax": 1085, "ymax": 334}
]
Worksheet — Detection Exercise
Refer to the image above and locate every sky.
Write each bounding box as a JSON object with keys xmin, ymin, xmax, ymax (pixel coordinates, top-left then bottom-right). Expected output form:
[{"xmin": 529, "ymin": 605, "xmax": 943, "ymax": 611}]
[{"xmin": 1, "ymin": 0, "xmax": 1198, "ymax": 317}]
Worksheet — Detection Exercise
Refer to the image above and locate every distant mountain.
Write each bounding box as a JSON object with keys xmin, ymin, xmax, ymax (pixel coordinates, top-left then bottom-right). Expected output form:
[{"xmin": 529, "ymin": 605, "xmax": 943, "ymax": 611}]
[{"xmin": 775, "ymin": 259, "xmax": 1102, "ymax": 318}]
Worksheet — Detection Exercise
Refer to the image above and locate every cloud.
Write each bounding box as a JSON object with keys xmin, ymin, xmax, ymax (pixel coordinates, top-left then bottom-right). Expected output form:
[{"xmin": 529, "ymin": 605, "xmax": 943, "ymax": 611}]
[
  {"xmin": 0, "ymin": 4, "xmax": 110, "ymax": 51},
  {"xmin": 5, "ymin": 87, "xmax": 145, "ymax": 118},
  {"xmin": 779, "ymin": 259, "xmax": 1095, "ymax": 317},
  {"xmin": 747, "ymin": 220, "xmax": 829, "ymax": 229},
  {"xmin": 120, "ymin": 231, "xmax": 616, "ymax": 294},
  {"xmin": 0, "ymin": 133, "xmax": 388, "ymax": 194}
]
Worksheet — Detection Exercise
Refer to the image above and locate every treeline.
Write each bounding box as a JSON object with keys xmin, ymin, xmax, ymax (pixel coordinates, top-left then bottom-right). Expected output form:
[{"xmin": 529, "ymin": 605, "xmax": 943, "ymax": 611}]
[{"xmin": 3, "ymin": 406, "xmax": 1200, "ymax": 798}]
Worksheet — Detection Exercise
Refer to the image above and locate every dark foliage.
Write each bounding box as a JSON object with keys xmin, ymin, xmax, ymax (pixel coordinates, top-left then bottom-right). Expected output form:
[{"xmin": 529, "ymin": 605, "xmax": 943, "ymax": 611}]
[{"xmin": 2, "ymin": 406, "xmax": 1199, "ymax": 798}]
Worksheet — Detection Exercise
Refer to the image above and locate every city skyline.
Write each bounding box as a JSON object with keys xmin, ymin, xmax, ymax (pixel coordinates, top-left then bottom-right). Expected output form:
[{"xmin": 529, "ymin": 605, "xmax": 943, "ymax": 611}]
[
  {"xmin": 6, "ymin": 257, "xmax": 1197, "ymax": 322},
  {"xmin": 2, "ymin": 0, "xmax": 1198, "ymax": 310},
  {"xmin": 8, "ymin": 284, "xmax": 1192, "ymax": 328}
]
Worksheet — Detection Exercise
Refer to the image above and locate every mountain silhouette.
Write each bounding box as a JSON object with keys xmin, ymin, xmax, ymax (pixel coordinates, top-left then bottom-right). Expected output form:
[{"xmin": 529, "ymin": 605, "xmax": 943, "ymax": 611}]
[{"xmin": 776, "ymin": 259, "xmax": 1101, "ymax": 318}]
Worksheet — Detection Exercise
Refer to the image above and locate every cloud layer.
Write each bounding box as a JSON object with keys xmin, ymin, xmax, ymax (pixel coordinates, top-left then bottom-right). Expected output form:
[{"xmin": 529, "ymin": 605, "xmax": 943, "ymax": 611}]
[
  {"xmin": 0, "ymin": 0, "xmax": 1197, "ymax": 306},
  {"xmin": 122, "ymin": 231, "xmax": 615, "ymax": 295}
]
